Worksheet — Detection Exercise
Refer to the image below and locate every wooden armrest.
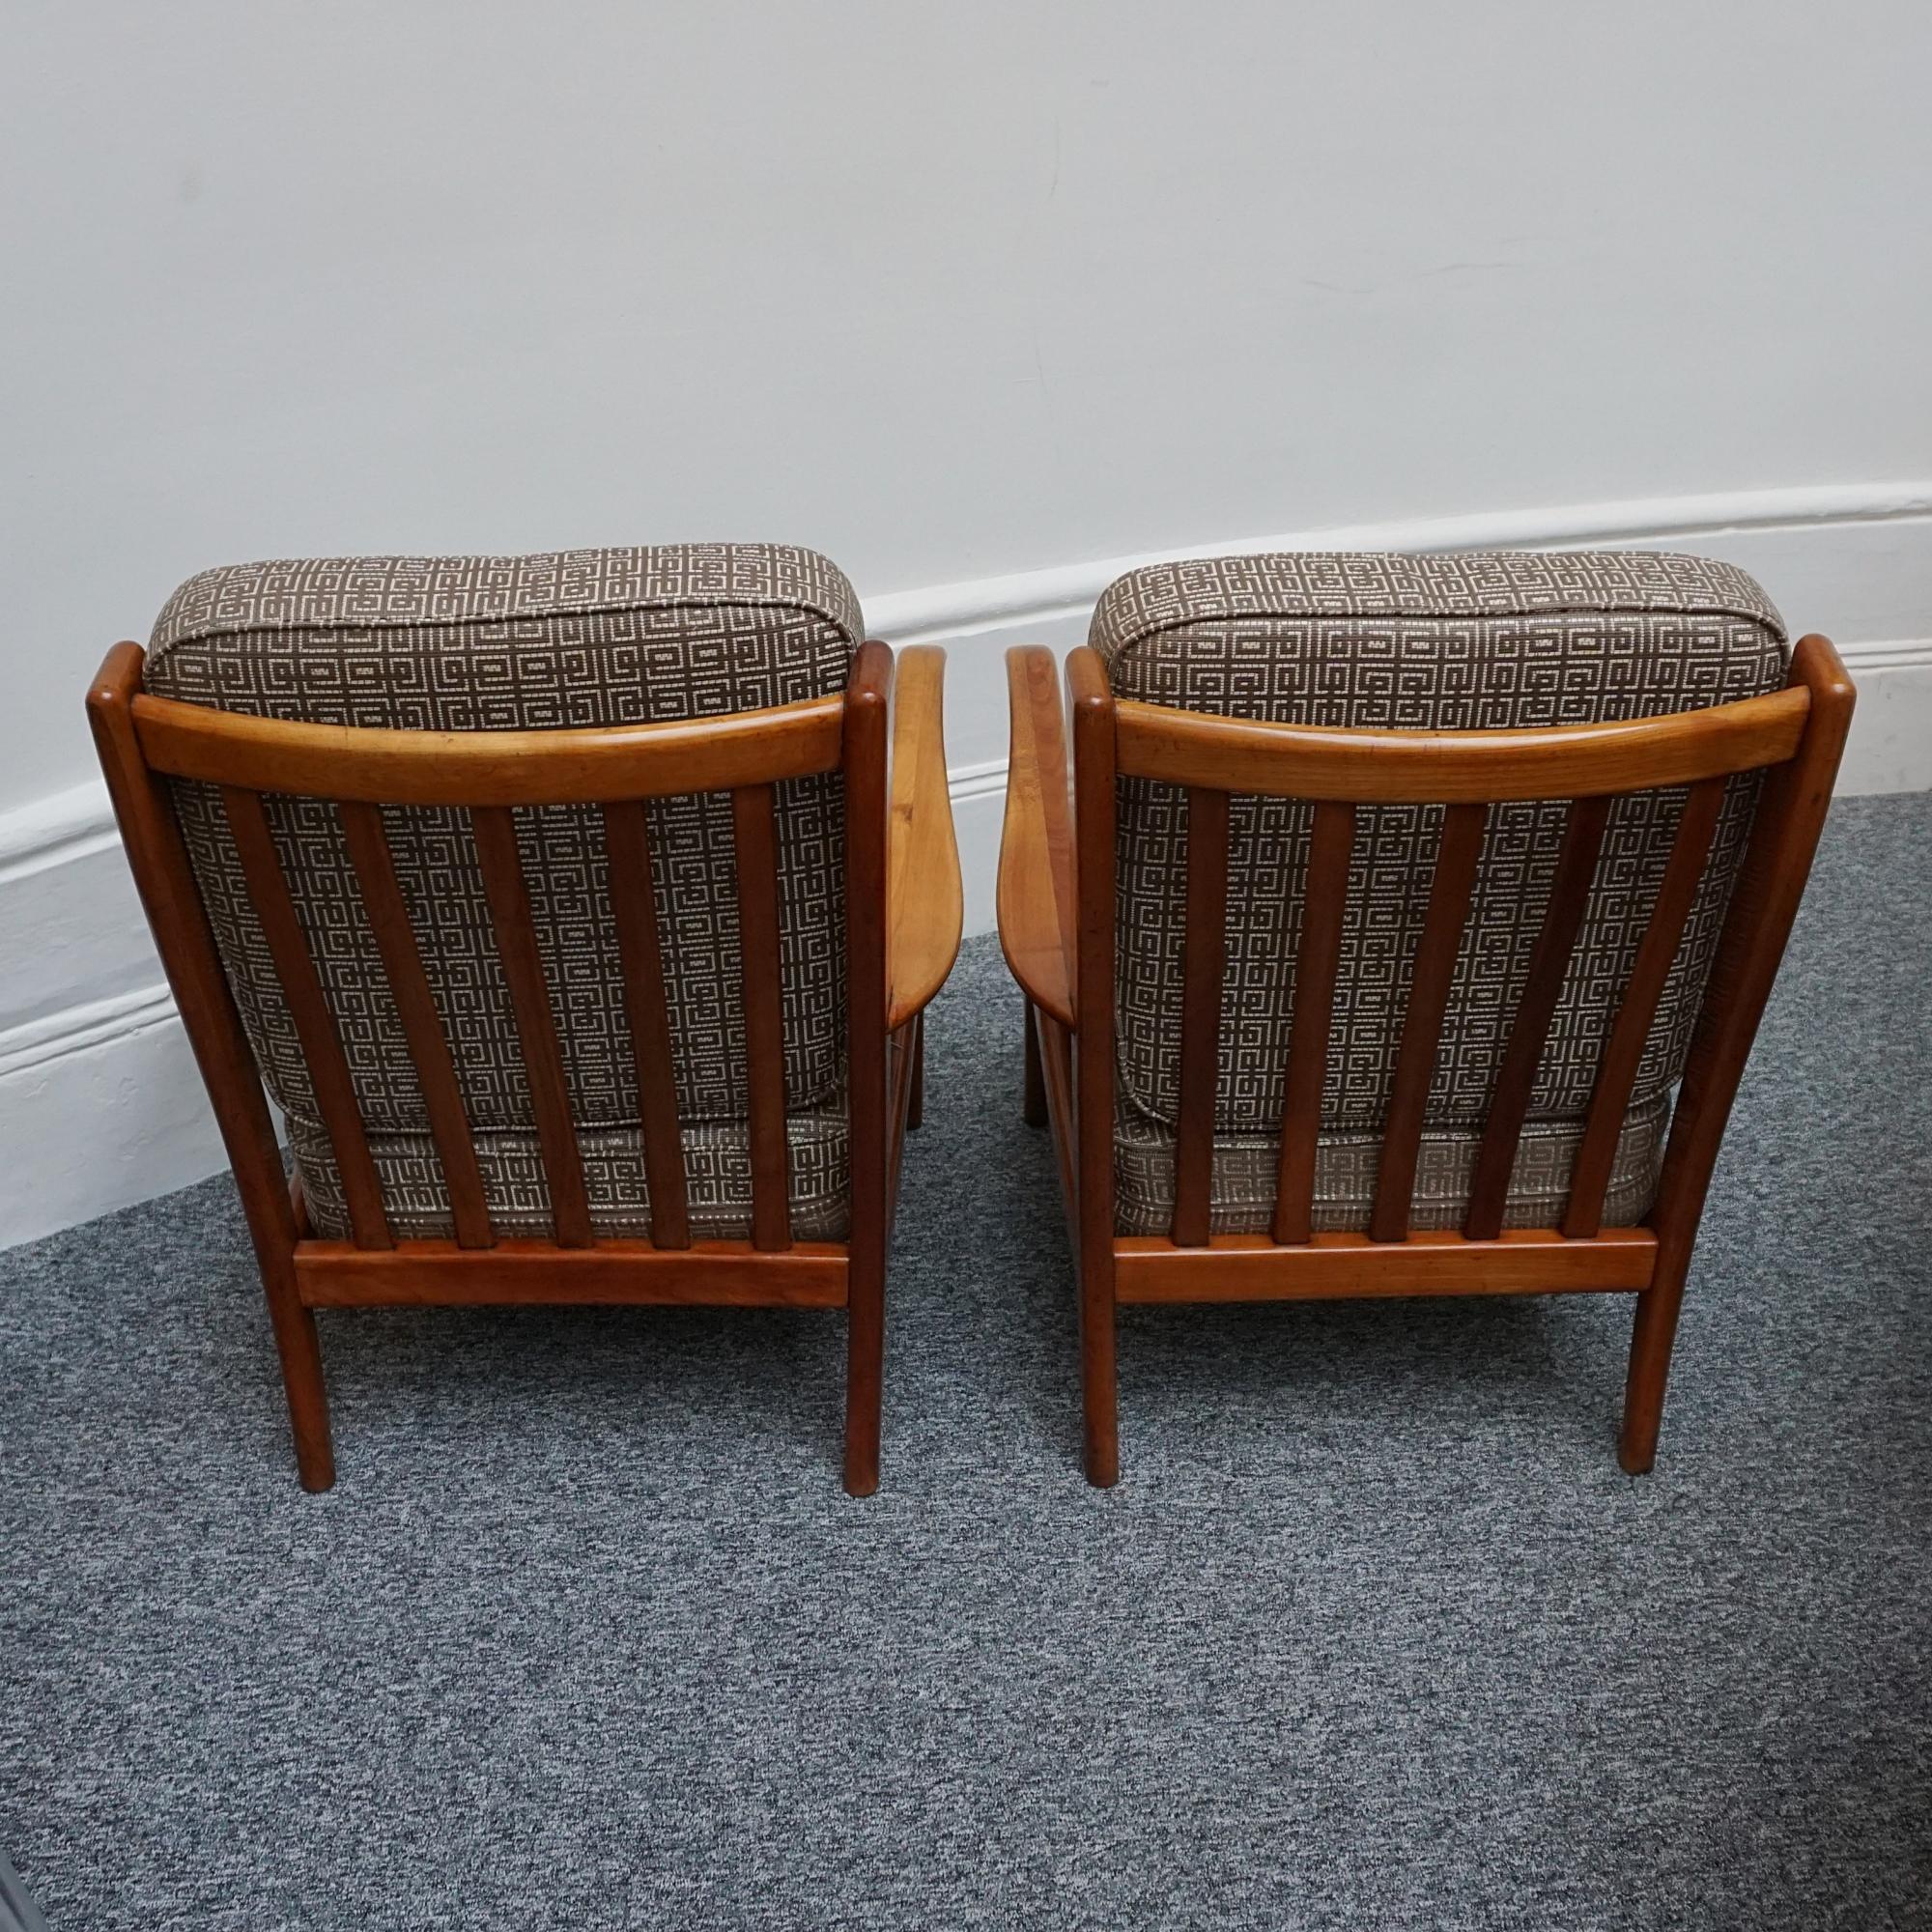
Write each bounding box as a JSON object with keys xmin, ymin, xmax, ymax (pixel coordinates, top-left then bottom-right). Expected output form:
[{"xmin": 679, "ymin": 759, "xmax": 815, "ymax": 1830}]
[
  {"xmin": 997, "ymin": 646, "xmax": 1077, "ymax": 1029},
  {"xmin": 885, "ymin": 646, "xmax": 962, "ymax": 1029}
]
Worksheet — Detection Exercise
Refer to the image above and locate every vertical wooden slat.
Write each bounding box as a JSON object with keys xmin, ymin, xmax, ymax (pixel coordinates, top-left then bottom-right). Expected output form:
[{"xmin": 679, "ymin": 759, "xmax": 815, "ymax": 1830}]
[
  {"xmin": 221, "ymin": 786, "xmax": 391, "ymax": 1252},
  {"xmin": 1273, "ymin": 800, "xmax": 1355, "ymax": 1245},
  {"xmin": 1368, "ymin": 802, "xmax": 1488, "ymax": 1243},
  {"xmin": 1563, "ymin": 776, "xmax": 1727, "ymax": 1238},
  {"xmin": 732, "ymin": 783, "xmax": 791, "ymax": 1252},
  {"xmin": 1463, "ymin": 796, "xmax": 1613, "ymax": 1240},
  {"xmin": 1022, "ymin": 998, "xmax": 1047, "ymax": 1126},
  {"xmin": 338, "ymin": 801, "xmax": 492, "ymax": 1249},
  {"xmin": 469, "ymin": 805, "xmax": 592, "ymax": 1247},
  {"xmin": 602, "ymin": 801, "xmax": 691, "ymax": 1250},
  {"xmin": 886, "ymin": 1021, "xmax": 917, "ymax": 1236},
  {"xmin": 1171, "ymin": 786, "xmax": 1230, "ymax": 1246},
  {"xmin": 906, "ymin": 1010, "xmax": 925, "ymax": 1132}
]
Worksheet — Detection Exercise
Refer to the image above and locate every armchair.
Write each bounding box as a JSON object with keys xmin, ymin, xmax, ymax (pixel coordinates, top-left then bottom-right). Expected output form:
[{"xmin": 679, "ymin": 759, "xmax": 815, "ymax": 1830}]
[
  {"xmin": 88, "ymin": 544, "xmax": 960, "ymax": 1495},
  {"xmin": 1000, "ymin": 550, "xmax": 1852, "ymax": 1485}
]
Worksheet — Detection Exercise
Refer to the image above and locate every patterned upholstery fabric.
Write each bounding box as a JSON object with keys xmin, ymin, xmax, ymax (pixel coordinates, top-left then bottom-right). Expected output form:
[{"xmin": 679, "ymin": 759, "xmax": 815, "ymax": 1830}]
[
  {"xmin": 1089, "ymin": 550, "xmax": 1789, "ymax": 1236},
  {"xmin": 146, "ymin": 545, "xmax": 865, "ymax": 1241}
]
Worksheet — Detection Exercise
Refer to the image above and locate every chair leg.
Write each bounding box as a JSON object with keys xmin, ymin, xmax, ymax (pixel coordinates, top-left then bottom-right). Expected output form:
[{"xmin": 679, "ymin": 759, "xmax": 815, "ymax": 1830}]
[
  {"xmin": 264, "ymin": 1270, "xmax": 335, "ymax": 1492},
  {"xmin": 843, "ymin": 1231, "xmax": 885, "ymax": 1497},
  {"xmin": 1618, "ymin": 1266, "xmax": 1688, "ymax": 1474},
  {"xmin": 1022, "ymin": 1000, "xmax": 1047, "ymax": 1127},
  {"xmin": 1080, "ymin": 1243, "xmax": 1119, "ymax": 1488},
  {"xmin": 906, "ymin": 1013, "xmax": 924, "ymax": 1131}
]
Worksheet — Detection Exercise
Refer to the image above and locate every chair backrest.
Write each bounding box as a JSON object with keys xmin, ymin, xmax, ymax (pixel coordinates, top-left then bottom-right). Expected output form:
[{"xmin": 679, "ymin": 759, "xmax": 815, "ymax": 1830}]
[
  {"xmin": 136, "ymin": 544, "xmax": 869, "ymax": 1248},
  {"xmin": 1082, "ymin": 549, "xmax": 1824, "ymax": 1241}
]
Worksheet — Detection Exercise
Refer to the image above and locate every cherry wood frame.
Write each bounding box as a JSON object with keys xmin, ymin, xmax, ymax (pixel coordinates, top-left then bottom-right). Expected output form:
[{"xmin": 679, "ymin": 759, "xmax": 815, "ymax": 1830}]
[
  {"xmin": 88, "ymin": 640, "xmax": 961, "ymax": 1497},
  {"xmin": 999, "ymin": 636, "xmax": 1854, "ymax": 1486}
]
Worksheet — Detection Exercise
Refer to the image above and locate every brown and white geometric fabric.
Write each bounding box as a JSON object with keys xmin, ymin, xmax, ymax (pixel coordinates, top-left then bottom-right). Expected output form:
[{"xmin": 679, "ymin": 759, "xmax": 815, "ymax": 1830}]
[
  {"xmin": 145, "ymin": 544, "xmax": 866, "ymax": 1241},
  {"xmin": 1088, "ymin": 550, "xmax": 1789, "ymax": 1236}
]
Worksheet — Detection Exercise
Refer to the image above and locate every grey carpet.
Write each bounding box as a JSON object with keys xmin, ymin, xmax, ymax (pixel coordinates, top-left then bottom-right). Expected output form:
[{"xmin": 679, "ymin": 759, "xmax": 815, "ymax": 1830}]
[{"xmin": 2, "ymin": 793, "xmax": 1928, "ymax": 1932}]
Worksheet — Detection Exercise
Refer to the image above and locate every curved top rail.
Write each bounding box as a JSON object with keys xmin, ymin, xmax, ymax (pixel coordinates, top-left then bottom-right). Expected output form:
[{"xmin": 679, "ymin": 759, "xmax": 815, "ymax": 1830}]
[
  {"xmin": 1113, "ymin": 682, "xmax": 1812, "ymax": 802},
  {"xmin": 129, "ymin": 688, "xmax": 847, "ymax": 806}
]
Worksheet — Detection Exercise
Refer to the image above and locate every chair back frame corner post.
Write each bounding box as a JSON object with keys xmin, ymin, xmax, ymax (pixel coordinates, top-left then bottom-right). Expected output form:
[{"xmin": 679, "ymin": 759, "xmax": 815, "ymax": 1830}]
[
  {"xmin": 1067, "ymin": 645, "xmax": 1121, "ymax": 1487},
  {"xmin": 841, "ymin": 640, "xmax": 894, "ymax": 1497},
  {"xmin": 1618, "ymin": 633, "xmax": 1854, "ymax": 1469},
  {"xmin": 87, "ymin": 642, "xmax": 334, "ymax": 1489},
  {"xmin": 1044, "ymin": 630, "xmax": 1852, "ymax": 1484}
]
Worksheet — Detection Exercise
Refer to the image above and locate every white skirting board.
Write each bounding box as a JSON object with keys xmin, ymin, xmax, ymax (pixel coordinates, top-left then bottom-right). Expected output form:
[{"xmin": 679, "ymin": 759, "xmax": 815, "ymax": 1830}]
[{"xmin": 3, "ymin": 482, "xmax": 1927, "ymax": 1250}]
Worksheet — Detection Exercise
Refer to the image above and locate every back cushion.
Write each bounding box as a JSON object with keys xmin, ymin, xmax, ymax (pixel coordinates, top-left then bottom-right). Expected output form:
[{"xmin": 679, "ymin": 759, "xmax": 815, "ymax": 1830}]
[
  {"xmin": 145, "ymin": 544, "xmax": 864, "ymax": 1163},
  {"xmin": 1089, "ymin": 550, "xmax": 1788, "ymax": 1145}
]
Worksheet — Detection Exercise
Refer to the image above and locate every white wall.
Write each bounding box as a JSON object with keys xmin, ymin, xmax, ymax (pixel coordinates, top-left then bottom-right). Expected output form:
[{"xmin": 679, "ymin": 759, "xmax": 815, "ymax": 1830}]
[{"xmin": 4, "ymin": 0, "xmax": 1931, "ymax": 1245}]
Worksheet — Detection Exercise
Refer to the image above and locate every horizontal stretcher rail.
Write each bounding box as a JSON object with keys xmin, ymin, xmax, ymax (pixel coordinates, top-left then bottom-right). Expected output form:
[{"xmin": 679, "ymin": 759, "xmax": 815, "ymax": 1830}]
[
  {"xmin": 1112, "ymin": 1227, "xmax": 1658, "ymax": 1301},
  {"xmin": 296, "ymin": 1238, "xmax": 849, "ymax": 1307}
]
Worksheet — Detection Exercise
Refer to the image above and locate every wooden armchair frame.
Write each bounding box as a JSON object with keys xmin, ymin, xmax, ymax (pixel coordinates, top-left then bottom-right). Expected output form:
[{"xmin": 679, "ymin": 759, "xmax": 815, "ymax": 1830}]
[
  {"xmin": 88, "ymin": 639, "xmax": 961, "ymax": 1496},
  {"xmin": 999, "ymin": 637, "xmax": 1854, "ymax": 1486}
]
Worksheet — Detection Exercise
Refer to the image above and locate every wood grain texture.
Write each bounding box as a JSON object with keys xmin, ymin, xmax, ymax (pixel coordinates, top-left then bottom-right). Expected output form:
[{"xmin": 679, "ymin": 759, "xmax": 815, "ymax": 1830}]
[
  {"xmin": 470, "ymin": 805, "xmax": 593, "ymax": 1247},
  {"xmin": 1368, "ymin": 804, "xmax": 1488, "ymax": 1242},
  {"xmin": 222, "ymin": 785, "xmax": 392, "ymax": 1252},
  {"xmin": 134, "ymin": 689, "xmax": 845, "ymax": 806},
  {"xmin": 602, "ymin": 800, "xmax": 690, "ymax": 1250},
  {"xmin": 1463, "ymin": 795, "xmax": 1612, "ymax": 1241},
  {"xmin": 1562, "ymin": 777, "xmax": 1726, "ymax": 1239},
  {"xmin": 91, "ymin": 630, "xmax": 929, "ymax": 1494},
  {"xmin": 1115, "ymin": 1227, "xmax": 1658, "ymax": 1302},
  {"xmin": 1620, "ymin": 635, "xmax": 1855, "ymax": 1472},
  {"xmin": 885, "ymin": 645, "xmax": 961, "ymax": 1030},
  {"xmin": 1272, "ymin": 801, "xmax": 1354, "ymax": 1245},
  {"xmin": 339, "ymin": 800, "xmax": 492, "ymax": 1249},
  {"xmin": 842, "ymin": 640, "xmax": 894, "ymax": 1495},
  {"xmin": 997, "ymin": 646, "xmax": 1078, "ymax": 1028},
  {"xmin": 1171, "ymin": 787, "xmax": 1230, "ymax": 1247},
  {"xmin": 87, "ymin": 644, "xmax": 334, "ymax": 1490},
  {"xmin": 1068, "ymin": 646, "xmax": 1121, "ymax": 1487},
  {"xmin": 1114, "ymin": 684, "xmax": 1810, "ymax": 802},
  {"xmin": 731, "ymin": 783, "xmax": 792, "ymax": 1255},
  {"xmin": 298, "ymin": 1239, "xmax": 848, "ymax": 1307},
  {"xmin": 1001, "ymin": 632, "xmax": 1850, "ymax": 1489}
]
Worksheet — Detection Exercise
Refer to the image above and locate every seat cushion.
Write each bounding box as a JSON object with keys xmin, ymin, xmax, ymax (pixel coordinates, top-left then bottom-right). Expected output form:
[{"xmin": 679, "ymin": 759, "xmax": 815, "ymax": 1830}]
[
  {"xmin": 1113, "ymin": 1094, "xmax": 1668, "ymax": 1237},
  {"xmin": 290, "ymin": 1113, "xmax": 852, "ymax": 1243},
  {"xmin": 1089, "ymin": 550, "xmax": 1788, "ymax": 1236},
  {"xmin": 146, "ymin": 544, "xmax": 864, "ymax": 1242}
]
